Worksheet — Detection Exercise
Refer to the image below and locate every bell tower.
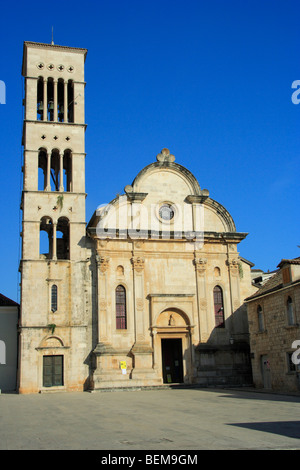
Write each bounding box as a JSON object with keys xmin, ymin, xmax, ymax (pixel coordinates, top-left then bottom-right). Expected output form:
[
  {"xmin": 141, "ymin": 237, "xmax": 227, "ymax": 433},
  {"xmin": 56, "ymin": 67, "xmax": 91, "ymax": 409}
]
[{"xmin": 19, "ymin": 41, "xmax": 90, "ymax": 393}]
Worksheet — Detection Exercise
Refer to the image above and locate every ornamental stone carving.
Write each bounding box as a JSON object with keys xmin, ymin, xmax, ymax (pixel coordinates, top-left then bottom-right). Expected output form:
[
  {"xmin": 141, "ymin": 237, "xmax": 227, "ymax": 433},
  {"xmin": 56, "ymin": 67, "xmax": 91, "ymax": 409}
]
[
  {"xmin": 227, "ymin": 258, "xmax": 239, "ymax": 274},
  {"xmin": 194, "ymin": 257, "xmax": 207, "ymax": 272},
  {"xmin": 136, "ymin": 298, "xmax": 144, "ymax": 310},
  {"xmin": 156, "ymin": 148, "xmax": 175, "ymax": 163},
  {"xmin": 96, "ymin": 254, "xmax": 110, "ymax": 273},
  {"xmin": 131, "ymin": 256, "xmax": 145, "ymax": 272}
]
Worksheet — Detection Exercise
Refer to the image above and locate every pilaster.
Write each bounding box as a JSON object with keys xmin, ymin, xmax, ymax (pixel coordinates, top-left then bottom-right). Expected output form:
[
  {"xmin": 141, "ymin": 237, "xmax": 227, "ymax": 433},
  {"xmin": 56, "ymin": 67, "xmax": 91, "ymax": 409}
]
[
  {"xmin": 226, "ymin": 257, "xmax": 241, "ymax": 315},
  {"xmin": 194, "ymin": 256, "xmax": 209, "ymax": 342},
  {"xmin": 130, "ymin": 254, "xmax": 159, "ymax": 383}
]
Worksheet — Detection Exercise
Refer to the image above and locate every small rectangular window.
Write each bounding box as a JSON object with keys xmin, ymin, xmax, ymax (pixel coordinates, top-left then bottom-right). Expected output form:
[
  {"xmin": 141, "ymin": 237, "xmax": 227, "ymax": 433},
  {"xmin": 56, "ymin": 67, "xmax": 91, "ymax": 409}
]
[
  {"xmin": 51, "ymin": 285, "xmax": 58, "ymax": 312},
  {"xmin": 287, "ymin": 297, "xmax": 295, "ymax": 325}
]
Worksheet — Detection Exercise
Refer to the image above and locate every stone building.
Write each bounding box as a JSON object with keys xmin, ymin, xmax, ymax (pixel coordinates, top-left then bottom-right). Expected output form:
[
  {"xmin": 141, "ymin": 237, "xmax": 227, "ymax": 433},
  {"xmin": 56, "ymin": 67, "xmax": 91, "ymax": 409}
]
[
  {"xmin": 18, "ymin": 40, "xmax": 256, "ymax": 393},
  {"xmin": 0, "ymin": 294, "xmax": 19, "ymax": 392},
  {"xmin": 246, "ymin": 257, "xmax": 300, "ymax": 393}
]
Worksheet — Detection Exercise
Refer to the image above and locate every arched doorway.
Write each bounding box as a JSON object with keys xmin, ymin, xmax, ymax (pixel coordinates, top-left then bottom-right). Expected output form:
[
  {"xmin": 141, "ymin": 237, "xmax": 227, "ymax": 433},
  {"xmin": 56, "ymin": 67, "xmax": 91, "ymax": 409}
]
[{"xmin": 154, "ymin": 308, "xmax": 192, "ymax": 384}]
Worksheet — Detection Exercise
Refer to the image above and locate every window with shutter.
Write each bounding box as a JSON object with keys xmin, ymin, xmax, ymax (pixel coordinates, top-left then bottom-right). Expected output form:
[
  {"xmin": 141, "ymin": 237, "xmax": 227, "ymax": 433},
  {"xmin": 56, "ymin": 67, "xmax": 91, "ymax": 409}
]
[{"xmin": 282, "ymin": 267, "xmax": 291, "ymax": 284}]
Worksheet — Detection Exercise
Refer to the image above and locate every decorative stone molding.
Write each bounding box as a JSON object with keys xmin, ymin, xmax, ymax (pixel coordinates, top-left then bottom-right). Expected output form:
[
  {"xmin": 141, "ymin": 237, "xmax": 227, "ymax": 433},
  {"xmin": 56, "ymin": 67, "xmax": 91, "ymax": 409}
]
[
  {"xmin": 131, "ymin": 256, "xmax": 145, "ymax": 273},
  {"xmin": 156, "ymin": 148, "xmax": 175, "ymax": 163},
  {"xmin": 134, "ymin": 240, "xmax": 144, "ymax": 250},
  {"xmin": 194, "ymin": 257, "xmax": 207, "ymax": 272},
  {"xmin": 227, "ymin": 258, "xmax": 239, "ymax": 274},
  {"xmin": 96, "ymin": 254, "xmax": 110, "ymax": 273},
  {"xmin": 98, "ymin": 239, "xmax": 108, "ymax": 249},
  {"xmin": 136, "ymin": 298, "xmax": 144, "ymax": 310},
  {"xmin": 185, "ymin": 191, "xmax": 209, "ymax": 204}
]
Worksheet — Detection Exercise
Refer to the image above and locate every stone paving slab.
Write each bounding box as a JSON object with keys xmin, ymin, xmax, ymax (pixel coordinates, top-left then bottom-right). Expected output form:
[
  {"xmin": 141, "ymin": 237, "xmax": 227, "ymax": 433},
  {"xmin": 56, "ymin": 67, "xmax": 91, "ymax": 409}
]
[{"xmin": 1, "ymin": 387, "xmax": 300, "ymax": 450}]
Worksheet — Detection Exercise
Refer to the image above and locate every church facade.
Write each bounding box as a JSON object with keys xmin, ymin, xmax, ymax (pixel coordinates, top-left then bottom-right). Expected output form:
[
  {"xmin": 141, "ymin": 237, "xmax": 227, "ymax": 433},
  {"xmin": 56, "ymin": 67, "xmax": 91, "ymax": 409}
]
[{"xmin": 18, "ymin": 41, "xmax": 256, "ymax": 393}]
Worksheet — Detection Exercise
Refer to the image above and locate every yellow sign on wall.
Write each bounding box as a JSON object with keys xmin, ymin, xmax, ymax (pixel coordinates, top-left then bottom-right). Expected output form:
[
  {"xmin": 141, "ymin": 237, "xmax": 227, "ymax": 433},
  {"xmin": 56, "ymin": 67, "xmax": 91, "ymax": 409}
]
[{"xmin": 120, "ymin": 361, "xmax": 127, "ymax": 370}]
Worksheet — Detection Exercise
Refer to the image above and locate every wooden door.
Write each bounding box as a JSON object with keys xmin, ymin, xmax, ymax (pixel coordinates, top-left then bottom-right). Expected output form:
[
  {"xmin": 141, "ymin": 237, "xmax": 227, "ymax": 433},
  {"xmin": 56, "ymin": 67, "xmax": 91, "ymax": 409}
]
[
  {"xmin": 161, "ymin": 339, "xmax": 183, "ymax": 384},
  {"xmin": 43, "ymin": 355, "xmax": 64, "ymax": 387},
  {"xmin": 261, "ymin": 355, "xmax": 271, "ymax": 389}
]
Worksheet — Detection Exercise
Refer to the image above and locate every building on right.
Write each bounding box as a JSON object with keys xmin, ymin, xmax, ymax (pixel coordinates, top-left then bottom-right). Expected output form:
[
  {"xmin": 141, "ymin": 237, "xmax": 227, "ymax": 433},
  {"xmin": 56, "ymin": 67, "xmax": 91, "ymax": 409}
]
[{"xmin": 246, "ymin": 257, "xmax": 300, "ymax": 393}]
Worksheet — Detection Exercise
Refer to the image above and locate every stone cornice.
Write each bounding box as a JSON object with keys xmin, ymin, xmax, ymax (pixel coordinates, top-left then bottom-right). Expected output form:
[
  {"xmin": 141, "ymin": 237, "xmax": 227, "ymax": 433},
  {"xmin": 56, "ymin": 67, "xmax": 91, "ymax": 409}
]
[
  {"xmin": 147, "ymin": 293, "xmax": 194, "ymax": 298},
  {"xmin": 23, "ymin": 41, "xmax": 87, "ymax": 55},
  {"xmin": 185, "ymin": 192, "xmax": 209, "ymax": 204},
  {"xmin": 87, "ymin": 226, "xmax": 247, "ymax": 242},
  {"xmin": 125, "ymin": 191, "xmax": 148, "ymax": 202},
  {"xmin": 23, "ymin": 120, "xmax": 87, "ymax": 128}
]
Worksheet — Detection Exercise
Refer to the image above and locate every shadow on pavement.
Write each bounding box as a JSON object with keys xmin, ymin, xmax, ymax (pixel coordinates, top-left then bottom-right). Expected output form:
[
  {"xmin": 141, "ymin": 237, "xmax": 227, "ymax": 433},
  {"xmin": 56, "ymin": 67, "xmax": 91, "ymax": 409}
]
[{"xmin": 227, "ymin": 421, "xmax": 300, "ymax": 439}]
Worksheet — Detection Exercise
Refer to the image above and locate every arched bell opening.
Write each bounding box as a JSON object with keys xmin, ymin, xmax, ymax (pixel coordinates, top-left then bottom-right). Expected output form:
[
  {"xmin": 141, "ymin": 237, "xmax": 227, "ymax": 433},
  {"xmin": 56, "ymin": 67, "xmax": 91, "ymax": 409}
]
[
  {"xmin": 56, "ymin": 217, "xmax": 70, "ymax": 260},
  {"xmin": 39, "ymin": 216, "xmax": 53, "ymax": 259},
  {"xmin": 38, "ymin": 148, "xmax": 48, "ymax": 190},
  {"xmin": 63, "ymin": 149, "xmax": 72, "ymax": 192},
  {"xmin": 37, "ymin": 76, "xmax": 44, "ymax": 120},
  {"xmin": 50, "ymin": 149, "xmax": 60, "ymax": 192},
  {"xmin": 57, "ymin": 78, "xmax": 64, "ymax": 122},
  {"xmin": 47, "ymin": 78, "xmax": 54, "ymax": 122},
  {"xmin": 67, "ymin": 80, "xmax": 74, "ymax": 123}
]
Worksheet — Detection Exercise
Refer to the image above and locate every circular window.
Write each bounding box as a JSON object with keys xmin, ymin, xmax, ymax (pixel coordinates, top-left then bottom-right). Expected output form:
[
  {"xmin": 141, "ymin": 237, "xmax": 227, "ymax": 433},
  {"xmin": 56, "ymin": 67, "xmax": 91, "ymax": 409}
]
[{"xmin": 159, "ymin": 204, "xmax": 175, "ymax": 221}]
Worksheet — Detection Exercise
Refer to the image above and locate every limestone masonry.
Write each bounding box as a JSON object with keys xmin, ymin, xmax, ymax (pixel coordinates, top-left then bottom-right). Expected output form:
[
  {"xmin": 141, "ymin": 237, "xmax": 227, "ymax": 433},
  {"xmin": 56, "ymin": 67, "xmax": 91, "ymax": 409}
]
[{"xmin": 18, "ymin": 41, "xmax": 258, "ymax": 393}]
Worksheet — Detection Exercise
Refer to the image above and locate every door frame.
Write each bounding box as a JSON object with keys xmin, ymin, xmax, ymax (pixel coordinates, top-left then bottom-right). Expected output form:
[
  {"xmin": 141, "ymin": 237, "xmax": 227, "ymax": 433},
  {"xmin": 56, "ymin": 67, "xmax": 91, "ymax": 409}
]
[{"xmin": 161, "ymin": 338, "xmax": 184, "ymax": 384}]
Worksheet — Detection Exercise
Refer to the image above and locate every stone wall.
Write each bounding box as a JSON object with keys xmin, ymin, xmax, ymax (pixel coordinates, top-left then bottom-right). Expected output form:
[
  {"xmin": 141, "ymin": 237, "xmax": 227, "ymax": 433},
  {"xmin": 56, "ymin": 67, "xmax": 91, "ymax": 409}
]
[{"xmin": 248, "ymin": 283, "xmax": 300, "ymax": 393}]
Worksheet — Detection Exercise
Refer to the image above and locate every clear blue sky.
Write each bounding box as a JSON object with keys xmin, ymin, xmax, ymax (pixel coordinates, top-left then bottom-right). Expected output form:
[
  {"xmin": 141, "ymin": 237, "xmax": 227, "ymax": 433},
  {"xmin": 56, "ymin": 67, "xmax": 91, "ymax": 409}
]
[{"xmin": 0, "ymin": 0, "xmax": 299, "ymax": 302}]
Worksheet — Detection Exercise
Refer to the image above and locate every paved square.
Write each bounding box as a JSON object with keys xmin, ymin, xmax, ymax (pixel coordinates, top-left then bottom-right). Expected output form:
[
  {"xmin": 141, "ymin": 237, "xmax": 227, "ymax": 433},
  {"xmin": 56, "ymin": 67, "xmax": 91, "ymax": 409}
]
[{"xmin": 1, "ymin": 387, "xmax": 300, "ymax": 450}]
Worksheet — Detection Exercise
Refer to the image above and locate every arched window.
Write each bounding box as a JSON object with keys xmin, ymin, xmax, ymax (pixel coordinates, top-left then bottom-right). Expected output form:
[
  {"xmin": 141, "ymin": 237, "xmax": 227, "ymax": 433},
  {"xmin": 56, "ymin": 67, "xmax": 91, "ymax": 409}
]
[
  {"xmin": 116, "ymin": 285, "xmax": 127, "ymax": 329},
  {"xmin": 47, "ymin": 78, "xmax": 54, "ymax": 121},
  {"xmin": 51, "ymin": 285, "xmax": 58, "ymax": 312},
  {"xmin": 40, "ymin": 216, "xmax": 53, "ymax": 259},
  {"xmin": 214, "ymin": 267, "xmax": 221, "ymax": 277},
  {"xmin": 38, "ymin": 148, "xmax": 48, "ymax": 190},
  {"xmin": 214, "ymin": 286, "xmax": 224, "ymax": 328},
  {"xmin": 57, "ymin": 78, "xmax": 64, "ymax": 122},
  {"xmin": 67, "ymin": 80, "xmax": 74, "ymax": 123},
  {"xmin": 50, "ymin": 149, "xmax": 60, "ymax": 192},
  {"xmin": 37, "ymin": 76, "xmax": 44, "ymax": 120},
  {"xmin": 117, "ymin": 265, "xmax": 124, "ymax": 276},
  {"xmin": 287, "ymin": 296, "xmax": 295, "ymax": 325},
  {"xmin": 257, "ymin": 305, "xmax": 264, "ymax": 331},
  {"xmin": 63, "ymin": 149, "xmax": 72, "ymax": 192},
  {"xmin": 57, "ymin": 217, "xmax": 70, "ymax": 260}
]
